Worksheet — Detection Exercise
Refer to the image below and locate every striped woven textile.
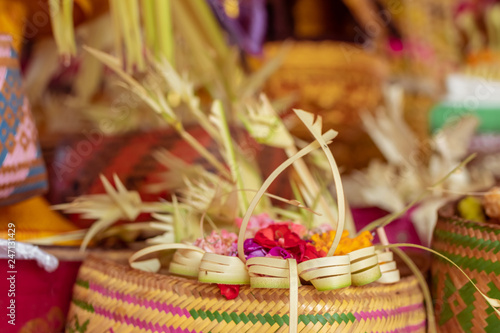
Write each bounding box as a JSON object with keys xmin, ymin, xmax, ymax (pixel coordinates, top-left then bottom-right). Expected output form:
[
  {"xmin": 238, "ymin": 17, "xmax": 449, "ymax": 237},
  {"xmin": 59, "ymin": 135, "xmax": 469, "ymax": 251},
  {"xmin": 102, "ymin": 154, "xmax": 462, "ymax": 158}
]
[
  {"xmin": 0, "ymin": 34, "xmax": 47, "ymax": 206},
  {"xmin": 67, "ymin": 255, "xmax": 426, "ymax": 332},
  {"xmin": 431, "ymin": 202, "xmax": 500, "ymax": 332}
]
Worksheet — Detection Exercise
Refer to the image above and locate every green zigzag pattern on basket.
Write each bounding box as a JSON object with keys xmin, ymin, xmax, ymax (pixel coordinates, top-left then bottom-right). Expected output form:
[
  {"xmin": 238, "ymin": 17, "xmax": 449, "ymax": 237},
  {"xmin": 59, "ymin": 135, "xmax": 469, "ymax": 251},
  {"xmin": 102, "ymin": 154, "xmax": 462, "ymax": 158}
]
[
  {"xmin": 72, "ymin": 299, "xmax": 95, "ymax": 314},
  {"xmin": 188, "ymin": 308, "xmax": 355, "ymax": 326},
  {"xmin": 486, "ymin": 281, "xmax": 500, "ymax": 331},
  {"xmin": 434, "ymin": 229, "xmax": 500, "ymax": 253},
  {"xmin": 71, "ymin": 297, "xmax": 355, "ymax": 327},
  {"xmin": 434, "ymin": 273, "xmax": 500, "ymax": 332},
  {"xmin": 435, "ymin": 251, "xmax": 500, "ymax": 275},
  {"xmin": 75, "ymin": 279, "xmax": 90, "ymax": 289},
  {"xmin": 441, "ymin": 218, "xmax": 500, "ymax": 235}
]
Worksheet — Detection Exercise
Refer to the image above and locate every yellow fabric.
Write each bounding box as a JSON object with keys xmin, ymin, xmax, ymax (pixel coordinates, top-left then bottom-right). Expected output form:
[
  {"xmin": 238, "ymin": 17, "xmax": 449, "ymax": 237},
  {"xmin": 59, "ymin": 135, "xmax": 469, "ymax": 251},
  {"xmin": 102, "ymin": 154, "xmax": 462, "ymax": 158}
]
[
  {"xmin": 0, "ymin": 0, "xmax": 28, "ymax": 52},
  {"xmin": 0, "ymin": 0, "xmax": 96, "ymax": 53},
  {"xmin": 0, "ymin": 196, "xmax": 79, "ymax": 245}
]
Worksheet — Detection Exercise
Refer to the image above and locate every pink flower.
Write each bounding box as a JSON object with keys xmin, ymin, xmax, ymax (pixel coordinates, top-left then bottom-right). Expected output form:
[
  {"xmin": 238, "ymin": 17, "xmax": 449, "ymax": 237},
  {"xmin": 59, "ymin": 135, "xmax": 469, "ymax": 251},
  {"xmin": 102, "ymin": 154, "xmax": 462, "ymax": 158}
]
[
  {"xmin": 279, "ymin": 222, "xmax": 307, "ymax": 238},
  {"xmin": 193, "ymin": 230, "xmax": 238, "ymax": 256},
  {"xmin": 307, "ymin": 223, "xmax": 333, "ymax": 238},
  {"xmin": 235, "ymin": 213, "xmax": 274, "ymax": 237}
]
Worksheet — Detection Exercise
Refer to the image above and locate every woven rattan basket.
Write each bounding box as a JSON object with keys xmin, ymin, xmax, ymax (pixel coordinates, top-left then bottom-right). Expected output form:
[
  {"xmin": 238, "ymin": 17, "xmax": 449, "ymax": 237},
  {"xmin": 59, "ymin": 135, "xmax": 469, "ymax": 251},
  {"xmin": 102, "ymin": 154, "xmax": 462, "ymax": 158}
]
[
  {"xmin": 66, "ymin": 254, "xmax": 426, "ymax": 332},
  {"xmin": 431, "ymin": 201, "xmax": 500, "ymax": 332}
]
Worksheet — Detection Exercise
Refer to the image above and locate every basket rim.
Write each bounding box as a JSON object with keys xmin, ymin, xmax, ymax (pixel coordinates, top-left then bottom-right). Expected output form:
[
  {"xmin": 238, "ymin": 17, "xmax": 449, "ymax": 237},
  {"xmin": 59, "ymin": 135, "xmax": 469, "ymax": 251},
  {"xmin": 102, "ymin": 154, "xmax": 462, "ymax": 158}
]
[
  {"xmin": 437, "ymin": 199, "xmax": 500, "ymax": 231},
  {"xmin": 83, "ymin": 253, "xmax": 420, "ymax": 294}
]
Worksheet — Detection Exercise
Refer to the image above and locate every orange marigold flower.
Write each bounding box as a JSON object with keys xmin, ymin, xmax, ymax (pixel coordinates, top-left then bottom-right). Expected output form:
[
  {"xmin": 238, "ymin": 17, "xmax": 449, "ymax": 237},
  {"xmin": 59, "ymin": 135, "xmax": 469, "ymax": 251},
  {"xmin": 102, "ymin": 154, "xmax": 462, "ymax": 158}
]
[{"xmin": 311, "ymin": 230, "xmax": 373, "ymax": 255}]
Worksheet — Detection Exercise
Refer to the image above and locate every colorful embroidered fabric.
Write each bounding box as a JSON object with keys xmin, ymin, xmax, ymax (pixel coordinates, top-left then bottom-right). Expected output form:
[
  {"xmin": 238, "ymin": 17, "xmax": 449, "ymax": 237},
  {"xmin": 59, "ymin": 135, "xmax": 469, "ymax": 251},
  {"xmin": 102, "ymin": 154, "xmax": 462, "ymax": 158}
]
[{"xmin": 0, "ymin": 34, "xmax": 47, "ymax": 206}]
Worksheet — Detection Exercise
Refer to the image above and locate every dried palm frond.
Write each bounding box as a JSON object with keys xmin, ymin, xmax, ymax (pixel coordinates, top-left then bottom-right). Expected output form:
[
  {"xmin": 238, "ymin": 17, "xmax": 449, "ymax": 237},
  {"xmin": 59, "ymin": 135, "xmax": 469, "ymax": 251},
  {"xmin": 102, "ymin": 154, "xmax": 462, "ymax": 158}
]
[
  {"xmin": 146, "ymin": 149, "xmax": 211, "ymax": 192},
  {"xmin": 52, "ymin": 174, "xmax": 169, "ymax": 251},
  {"xmin": 241, "ymin": 94, "xmax": 294, "ymax": 149},
  {"xmin": 361, "ymin": 85, "xmax": 419, "ymax": 166},
  {"xmin": 348, "ymin": 84, "xmax": 495, "ymax": 244},
  {"xmin": 84, "ymin": 46, "xmax": 230, "ymax": 179},
  {"xmin": 179, "ymin": 175, "xmax": 237, "ymax": 222}
]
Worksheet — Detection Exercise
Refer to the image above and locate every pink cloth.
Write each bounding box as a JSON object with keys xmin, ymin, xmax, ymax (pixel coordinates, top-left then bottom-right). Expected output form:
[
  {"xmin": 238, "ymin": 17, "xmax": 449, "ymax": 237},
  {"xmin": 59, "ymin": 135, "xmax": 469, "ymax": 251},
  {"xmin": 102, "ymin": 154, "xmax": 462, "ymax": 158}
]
[{"xmin": 351, "ymin": 206, "xmax": 423, "ymax": 245}]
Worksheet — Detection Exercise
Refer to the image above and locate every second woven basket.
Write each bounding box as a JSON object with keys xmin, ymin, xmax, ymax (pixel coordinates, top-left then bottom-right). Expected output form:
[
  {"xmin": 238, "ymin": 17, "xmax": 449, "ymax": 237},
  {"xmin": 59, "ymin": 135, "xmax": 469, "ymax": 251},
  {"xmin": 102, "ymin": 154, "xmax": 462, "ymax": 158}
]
[{"xmin": 432, "ymin": 201, "xmax": 500, "ymax": 332}]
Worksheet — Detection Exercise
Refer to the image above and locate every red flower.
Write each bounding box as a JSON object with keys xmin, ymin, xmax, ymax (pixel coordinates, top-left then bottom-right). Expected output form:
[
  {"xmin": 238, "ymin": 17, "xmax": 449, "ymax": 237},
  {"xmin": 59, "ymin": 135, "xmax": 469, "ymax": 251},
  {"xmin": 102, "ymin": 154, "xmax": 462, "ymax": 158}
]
[
  {"xmin": 301, "ymin": 243, "xmax": 326, "ymax": 262},
  {"xmin": 217, "ymin": 284, "xmax": 240, "ymax": 300},
  {"xmin": 254, "ymin": 224, "xmax": 324, "ymax": 263},
  {"xmin": 254, "ymin": 224, "xmax": 302, "ymax": 249}
]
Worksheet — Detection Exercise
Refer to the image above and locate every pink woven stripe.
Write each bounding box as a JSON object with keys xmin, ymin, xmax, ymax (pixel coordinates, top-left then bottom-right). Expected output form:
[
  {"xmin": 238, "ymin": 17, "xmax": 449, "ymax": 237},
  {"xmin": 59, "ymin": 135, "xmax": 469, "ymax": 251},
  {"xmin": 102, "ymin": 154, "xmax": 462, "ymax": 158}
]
[
  {"xmin": 379, "ymin": 320, "xmax": 426, "ymax": 333},
  {"xmin": 94, "ymin": 306, "xmax": 198, "ymax": 333},
  {"xmin": 89, "ymin": 282, "xmax": 191, "ymax": 318},
  {"xmin": 404, "ymin": 320, "xmax": 427, "ymax": 332},
  {"xmin": 353, "ymin": 302, "xmax": 424, "ymax": 321}
]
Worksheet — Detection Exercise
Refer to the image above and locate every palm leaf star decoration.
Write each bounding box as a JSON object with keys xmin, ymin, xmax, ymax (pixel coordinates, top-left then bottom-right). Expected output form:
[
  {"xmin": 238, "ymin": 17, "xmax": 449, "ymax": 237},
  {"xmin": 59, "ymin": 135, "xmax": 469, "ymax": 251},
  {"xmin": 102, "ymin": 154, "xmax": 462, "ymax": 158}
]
[{"xmin": 52, "ymin": 174, "xmax": 171, "ymax": 251}]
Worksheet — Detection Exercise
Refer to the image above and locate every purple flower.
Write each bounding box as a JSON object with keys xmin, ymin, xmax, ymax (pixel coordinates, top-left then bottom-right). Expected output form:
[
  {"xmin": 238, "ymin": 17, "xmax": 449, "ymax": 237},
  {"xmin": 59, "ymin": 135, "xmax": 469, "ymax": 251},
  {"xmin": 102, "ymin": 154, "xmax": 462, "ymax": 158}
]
[
  {"xmin": 267, "ymin": 247, "xmax": 292, "ymax": 259},
  {"xmin": 244, "ymin": 238, "xmax": 267, "ymax": 259},
  {"xmin": 207, "ymin": 0, "xmax": 267, "ymax": 54}
]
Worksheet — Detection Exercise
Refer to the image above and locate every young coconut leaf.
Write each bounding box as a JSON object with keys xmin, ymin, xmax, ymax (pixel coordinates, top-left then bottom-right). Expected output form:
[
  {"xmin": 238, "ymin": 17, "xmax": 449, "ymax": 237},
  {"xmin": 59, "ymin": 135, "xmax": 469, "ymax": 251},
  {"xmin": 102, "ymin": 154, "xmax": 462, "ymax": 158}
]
[
  {"xmin": 130, "ymin": 258, "xmax": 161, "ymax": 273},
  {"xmin": 210, "ymin": 100, "xmax": 249, "ymax": 214},
  {"xmin": 108, "ymin": 0, "xmax": 145, "ymax": 72},
  {"xmin": 155, "ymin": 0, "xmax": 174, "ymax": 65},
  {"xmin": 49, "ymin": 0, "xmax": 76, "ymax": 62},
  {"xmin": 242, "ymin": 95, "xmax": 342, "ymax": 228},
  {"xmin": 237, "ymin": 128, "xmax": 338, "ymax": 262},
  {"xmin": 130, "ymin": 243, "xmax": 205, "ymax": 277},
  {"xmin": 143, "ymin": 213, "xmax": 175, "ymax": 244},
  {"xmin": 293, "ymin": 109, "xmax": 345, "ymax": 256}
]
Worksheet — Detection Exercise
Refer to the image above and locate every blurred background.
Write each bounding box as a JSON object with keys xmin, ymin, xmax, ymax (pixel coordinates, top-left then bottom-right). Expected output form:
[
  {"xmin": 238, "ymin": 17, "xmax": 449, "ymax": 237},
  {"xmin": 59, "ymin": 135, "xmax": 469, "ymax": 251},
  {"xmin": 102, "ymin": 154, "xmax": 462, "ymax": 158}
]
[{"xmin": 2, "ymin": 0, "xmax": 500, "ymax": 331}]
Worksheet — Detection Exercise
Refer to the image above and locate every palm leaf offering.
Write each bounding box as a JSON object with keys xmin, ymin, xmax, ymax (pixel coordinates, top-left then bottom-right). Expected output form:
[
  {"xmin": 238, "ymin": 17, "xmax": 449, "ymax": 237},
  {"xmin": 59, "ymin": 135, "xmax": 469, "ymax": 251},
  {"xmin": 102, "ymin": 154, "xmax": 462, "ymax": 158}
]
[{"xmin": 35, "ymin": 1, "xmax": 500, "ymax": 331}]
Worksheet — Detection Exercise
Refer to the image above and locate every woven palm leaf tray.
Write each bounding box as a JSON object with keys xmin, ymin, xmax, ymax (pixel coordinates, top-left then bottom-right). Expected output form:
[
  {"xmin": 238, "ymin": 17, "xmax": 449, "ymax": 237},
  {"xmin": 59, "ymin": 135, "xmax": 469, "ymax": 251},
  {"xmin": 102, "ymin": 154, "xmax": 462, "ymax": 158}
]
[
  {"xmin": 67, "ymin": 254, "xmax": 426, "ymax": 332},
  {"xmin": 432, "ymin": 201, "xmax": 500, "ymax": 332}
]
